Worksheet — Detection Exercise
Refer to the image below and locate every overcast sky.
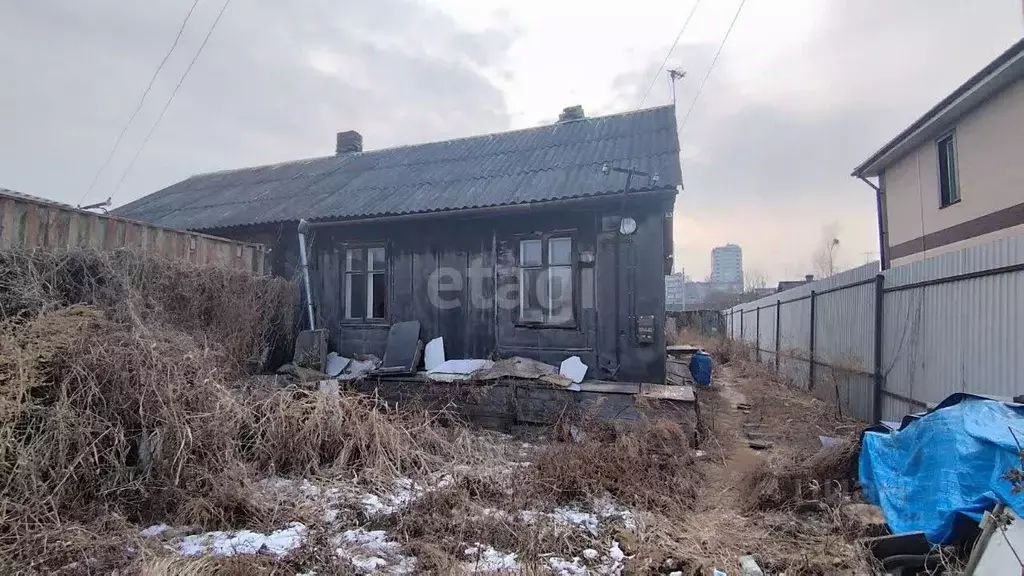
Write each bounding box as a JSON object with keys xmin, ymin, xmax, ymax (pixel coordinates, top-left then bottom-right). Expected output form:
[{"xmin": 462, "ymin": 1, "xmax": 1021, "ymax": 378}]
[{"xmin": 2, "ymin": 1, "xmax": 1022, "ymax": 282}]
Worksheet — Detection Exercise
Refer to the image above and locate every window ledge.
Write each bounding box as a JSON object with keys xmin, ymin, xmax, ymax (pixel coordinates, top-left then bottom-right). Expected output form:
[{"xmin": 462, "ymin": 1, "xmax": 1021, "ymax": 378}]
[
  {"xmin": 515, "ymin": 322, "xmax": 579, "ymax": 331},
  {"xmin": 340, "ymin": 320, "xmax": 391, "ymax": 328},
  {"xmin": 939, "ymin": 198, "xmax": 962, "ymax": 210}
]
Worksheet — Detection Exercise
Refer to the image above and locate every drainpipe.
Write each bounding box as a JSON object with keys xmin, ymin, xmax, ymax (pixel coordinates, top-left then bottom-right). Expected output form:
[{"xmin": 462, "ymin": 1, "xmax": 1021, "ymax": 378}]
[
  {"xmin": 856, "ymin": 174, "xmax": 888, "ymax": 270},
  {"xmin": 297, "ymin": 219, "xmax": 316, "ymax": 330}
]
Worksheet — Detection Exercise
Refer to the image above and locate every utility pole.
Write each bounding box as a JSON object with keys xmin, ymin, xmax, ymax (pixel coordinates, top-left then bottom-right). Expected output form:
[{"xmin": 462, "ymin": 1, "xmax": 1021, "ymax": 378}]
[{"xmin": 668, "ymin": 68, "xmax": 686, "ymax": 108}]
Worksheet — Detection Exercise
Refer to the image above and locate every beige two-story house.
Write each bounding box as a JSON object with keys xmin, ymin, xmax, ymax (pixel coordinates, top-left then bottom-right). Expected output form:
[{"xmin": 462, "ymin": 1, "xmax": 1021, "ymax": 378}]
[{"xmin": 853, "ymin": 37, "xmax": 1024, "ymax": 269}]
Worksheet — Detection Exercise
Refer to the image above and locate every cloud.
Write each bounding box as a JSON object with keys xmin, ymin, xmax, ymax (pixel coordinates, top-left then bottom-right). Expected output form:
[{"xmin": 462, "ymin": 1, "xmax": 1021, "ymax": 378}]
[
  {"xmin": 0, "ymin": 0, "xmax": 516, "ymax": 206},
  {"xmin": 609, "ymin": 0, "xmax": 1023, "ymax": 282}
]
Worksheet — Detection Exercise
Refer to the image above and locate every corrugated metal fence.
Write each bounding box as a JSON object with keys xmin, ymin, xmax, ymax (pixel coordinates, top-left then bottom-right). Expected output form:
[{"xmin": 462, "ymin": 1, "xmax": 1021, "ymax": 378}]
[
  {"xmin": 0, "ymin": 190, "xmax": 265, "ymax": 273},
  {"xmin": 726, "ymin": 235, "xmax": 1024, "ymax": 422}
]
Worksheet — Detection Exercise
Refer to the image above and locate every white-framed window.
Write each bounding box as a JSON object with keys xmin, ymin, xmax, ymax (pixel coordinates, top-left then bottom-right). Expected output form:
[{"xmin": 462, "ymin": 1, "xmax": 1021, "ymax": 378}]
[
  {"xmin": 519, "ymin": 236, "xmax": 573, "ymax": 325},
  {"xmin": 937, "ymin": 132, "xmax": 960, "ymax": 207},
  {"xmin": 344, "ymin": 246, "xmax": 387, "ymax": 320}
]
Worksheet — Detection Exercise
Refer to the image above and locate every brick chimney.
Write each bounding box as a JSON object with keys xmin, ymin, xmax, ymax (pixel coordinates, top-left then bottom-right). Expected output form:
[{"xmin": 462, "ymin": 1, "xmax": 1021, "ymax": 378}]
[
  {"xmin": 558, "ymin": 105, "xmax": 585, "ymax": 122},
  {"xmin": 336, "ymin": 130, "xmax": 363, "ymax": 154}
]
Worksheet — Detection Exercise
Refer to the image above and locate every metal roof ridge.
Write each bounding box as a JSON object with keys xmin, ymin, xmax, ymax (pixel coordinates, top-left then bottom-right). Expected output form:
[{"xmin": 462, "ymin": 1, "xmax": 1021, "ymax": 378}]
[{"xmin": 184, "ymin": 104, "xmax": 677, "ymax": 180}]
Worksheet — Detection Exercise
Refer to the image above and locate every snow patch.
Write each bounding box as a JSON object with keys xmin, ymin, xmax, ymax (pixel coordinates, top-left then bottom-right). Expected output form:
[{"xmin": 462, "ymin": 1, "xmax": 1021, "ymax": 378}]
[
  {"xmin": 336, "ymin": 529, "xmax": 417, "ymax": 575},
  {"xmin": 461, "ymin": 544, "xmax": 519, "ymax": 573},
  {"xmin": 547, "ymin": 541, "xmax": 626, "ymax": 576},
  {"xmin": 139, "ymin": 524, "xmax": 170, "ymax": 538},
  {"xmin": 548, "ymin": 556, "xmax": 588, "ymax": 576},
  {"xmin": 179, "ymin": 522, "xmax": 306, "ymax": 557}
]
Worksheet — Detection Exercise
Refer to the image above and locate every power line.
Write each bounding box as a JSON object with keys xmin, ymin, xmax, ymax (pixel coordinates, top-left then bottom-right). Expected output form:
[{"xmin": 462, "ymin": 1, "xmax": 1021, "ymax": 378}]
[
  {"xmin": 636, "ymin": 0, "xmax": 702, "ymax": 109},
  {"xmin": 112, "ymin": 0, "xmax": 232, "ymax": 201},
  {"xmin": 78, "ymin": 0, "xmax": 201, "ymax": 207},
  {"xmin": 679, "ymin": 0, "xmax": 747, "ymax": 131}
]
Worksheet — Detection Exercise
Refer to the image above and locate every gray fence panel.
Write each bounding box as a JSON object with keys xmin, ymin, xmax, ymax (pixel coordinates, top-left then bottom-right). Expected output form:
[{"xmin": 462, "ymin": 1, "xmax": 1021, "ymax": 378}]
[
  {"xmin": 881, "ymin": 235, "xmax": 1024, "ymax": 416},
  {"xmin": 778, "ymin": 297, "xmax": 812, "ymax": 388}
]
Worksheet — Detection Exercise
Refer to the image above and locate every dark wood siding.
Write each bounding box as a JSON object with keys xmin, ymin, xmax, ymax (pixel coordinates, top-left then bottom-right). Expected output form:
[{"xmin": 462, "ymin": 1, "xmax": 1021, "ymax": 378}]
[{"xmin": 216, "ymin": 196, "xmax": 669, "ymax": 383}]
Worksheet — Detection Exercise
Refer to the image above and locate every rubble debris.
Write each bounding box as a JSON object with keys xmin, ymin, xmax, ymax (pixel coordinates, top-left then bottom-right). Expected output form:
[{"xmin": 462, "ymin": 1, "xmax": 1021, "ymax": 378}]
[
  {"xmin": 427, "ymin": 359, "xmax": 494, "ymax": 382},
  {"xmin": 739, "ymin": 555, "xmax": 764, "ymax": 576},
  {"xmin": 338, "ymin": 355, "xmax": 381, "ymax": 381},
  {"xmin": 559, "ymin": 356, "xmax": 588, "ymax": 384},
  {"xmin": 477, "ymin": 356, "xmax": 558, "ymax": 380},
  {"xmin": 276, "ymin": 362, "xmax": 328, "ymax": 383},
  {"xmin": 380, "ymin": 321, "xmax": 421, "ymax": 371},
  {"xmin": 424, "ymin": 337, "xmax": 445, "ymax": 371},
  {"xmin": 540, "ymin": 373, "xmax": 575, "ymax": 388},
  {"xmin": 325, "ymin": 352, "xmax": 351, "ymax": 377}
]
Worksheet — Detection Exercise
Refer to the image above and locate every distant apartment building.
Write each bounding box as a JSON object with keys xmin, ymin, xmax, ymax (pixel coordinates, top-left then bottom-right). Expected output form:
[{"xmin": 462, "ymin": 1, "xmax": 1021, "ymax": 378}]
[
  {"xmin": 665, "ymin": 272, "xmax": 685, "ymax": 311},
  {"xmin": 853, "ymin": 38, "xmax": 1024, "ymax": 268},
  {"xmin": 710, "ymin": 244, "xmax": 743, "ymax": 291}
]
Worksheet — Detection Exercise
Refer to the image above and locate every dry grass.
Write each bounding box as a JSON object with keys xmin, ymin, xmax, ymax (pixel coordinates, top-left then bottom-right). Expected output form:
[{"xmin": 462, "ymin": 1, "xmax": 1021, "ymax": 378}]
[
  {"xmin": 0, "ymin": 248, "xmax": 296, "ymax": 372},
  {"xmin": 532, "ymin": 418, "xmax": 699, "ymax": 513},
  {"xmin": 0, "ymin": 248, "xmax": 475, "ymax": 572},
  {"xmin": 739, "ymin": 438, "xmax": 861, "ymax": 513}
]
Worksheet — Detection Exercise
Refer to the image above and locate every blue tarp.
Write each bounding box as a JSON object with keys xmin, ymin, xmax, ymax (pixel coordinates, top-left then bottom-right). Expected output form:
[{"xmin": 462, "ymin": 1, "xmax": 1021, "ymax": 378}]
[{"xmin": 859, "ymin": 394, "xmax": 1024, "ymax": 544}]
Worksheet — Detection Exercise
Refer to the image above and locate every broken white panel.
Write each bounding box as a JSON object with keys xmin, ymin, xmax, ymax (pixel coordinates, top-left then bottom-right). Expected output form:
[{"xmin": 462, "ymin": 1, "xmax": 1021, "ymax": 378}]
[
  {"xmin": 427, "ymin": 359, "xmax": 494, "ymax": 382},
  {"xmin": 971, "ymin": 507, "xmax": 1024, "ymax": 575},
  {"xmin": 559, "ymin": 356, "xmax": 588, "ymax": 383},
  {"xmin": 325, "ymin": 352, "xmax": 351, "ymax": 377},
  {"xmin": 424, "ymin": 337, "xmax": 445, "ymax": 372}
]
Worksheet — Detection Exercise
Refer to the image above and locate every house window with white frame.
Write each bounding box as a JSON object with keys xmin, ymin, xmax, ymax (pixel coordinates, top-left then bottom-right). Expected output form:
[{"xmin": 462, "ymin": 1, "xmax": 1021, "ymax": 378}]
[
  {"xmin": 519, "ymin": 237, "xmax": 573, "ymax": 325},
  {"xmin": 937, "ymin": 132, "xmax": 960, "ymax": 207},
  {"xmin": 345, "ymin": 246, "xmax": 387, "ymax": 320}
]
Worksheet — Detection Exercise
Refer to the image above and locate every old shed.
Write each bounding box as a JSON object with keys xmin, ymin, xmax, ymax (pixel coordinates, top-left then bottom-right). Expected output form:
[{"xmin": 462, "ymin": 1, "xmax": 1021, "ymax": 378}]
[{"xmin": 115, "ymin": 105, "xmax": 682, "ymax": 383}]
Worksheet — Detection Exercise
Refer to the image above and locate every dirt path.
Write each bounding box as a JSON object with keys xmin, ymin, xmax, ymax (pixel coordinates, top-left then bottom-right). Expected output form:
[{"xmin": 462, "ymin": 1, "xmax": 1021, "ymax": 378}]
[
  {"xmin": 671, "ymin": 361, "xmax": 868, "ymax": 573},
  {"xmin": 698, "ymin": 365, "xmax": 761, "ymax": 504}
]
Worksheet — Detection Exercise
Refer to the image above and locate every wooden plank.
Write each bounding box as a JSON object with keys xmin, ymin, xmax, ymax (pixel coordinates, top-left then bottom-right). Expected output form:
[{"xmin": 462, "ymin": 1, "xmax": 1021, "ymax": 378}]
[
  {"xmin": 640, "ymin": 383, "xmax": 695, "ymax": 403},
  {"xmin": 577, "ymin": 381, "xmax": 640, "ymax": 394}
]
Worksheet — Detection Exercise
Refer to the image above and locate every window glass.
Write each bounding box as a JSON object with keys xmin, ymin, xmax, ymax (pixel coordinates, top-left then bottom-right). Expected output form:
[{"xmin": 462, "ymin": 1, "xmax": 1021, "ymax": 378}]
[
  {"xmin": 520, "ymin": 267, "xmax": 545, "ymax": 322},
  {"xmin": 346, "ymin": 249, "xmax": 364, "ymax": 272},
  {"xmin": 370, "ymin": 273, "xmax": 387, "ymax": 318},
  {"xmin": 938, "ymin": 134, "xmax": 960, "ymax": 206},
  {"xmin": 368, "ymin": 247, "xmax": 386, "ymax": 271},
  {"xmin": 346, "ymin": 273, "xmax": 366, "ymax": 318},
  {"xmin": 520, "ymin": 239, "xmax": 542, "ymax": 266},
  {"xmin": 548, "ymin": 266, "xmax": 573, "ymax": 323},
  {"xmin": 548, "ymin": 237, "xmax": 572, "ymax": 266}
]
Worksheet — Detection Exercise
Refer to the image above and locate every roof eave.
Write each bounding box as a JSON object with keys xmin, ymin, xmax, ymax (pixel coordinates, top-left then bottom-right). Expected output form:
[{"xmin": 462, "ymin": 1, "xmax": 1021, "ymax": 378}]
[
  {"xmin": 852, "ymin": 37, "xmax": 1024, "ymax": 179},
  {"xmin": 191, "ymin": 186, "xmax": 680, "ymax": 232}
]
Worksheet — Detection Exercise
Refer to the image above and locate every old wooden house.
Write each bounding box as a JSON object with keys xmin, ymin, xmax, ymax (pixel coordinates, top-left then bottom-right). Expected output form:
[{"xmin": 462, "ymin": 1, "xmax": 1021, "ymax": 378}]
[{"xmin": 115, "ymin": 105, "xmax": 682, "ymax": 383}]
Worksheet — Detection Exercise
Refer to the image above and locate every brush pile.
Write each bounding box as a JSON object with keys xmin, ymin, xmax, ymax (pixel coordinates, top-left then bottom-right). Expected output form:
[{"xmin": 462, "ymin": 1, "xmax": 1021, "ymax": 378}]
[
  {"xmin": 0, "ymin": 248, "xmax": 457, "ymax": 572},
  {"xmin": 535, "ymin": 417, "xmax": 699, "ymax": 513},
  {"xmin": 740, "ymin": 438, "xmax": 862, "ymax": 511}
]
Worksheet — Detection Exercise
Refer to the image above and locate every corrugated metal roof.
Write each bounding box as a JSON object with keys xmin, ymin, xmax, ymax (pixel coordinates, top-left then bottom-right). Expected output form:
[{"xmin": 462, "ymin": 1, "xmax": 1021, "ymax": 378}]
[
  {"xmin": 113, "ymin": 106, "xmax": 682, "ymax": 230},
  {"xmin": 0, "ymin": 187, "xmax": 79, "ymax": 210}
]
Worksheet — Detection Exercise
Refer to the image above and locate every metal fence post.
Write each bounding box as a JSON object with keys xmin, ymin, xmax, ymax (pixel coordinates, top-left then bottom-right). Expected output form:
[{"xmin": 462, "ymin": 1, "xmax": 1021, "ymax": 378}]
[
  {"xmin": 740, "ymin": 310, "xmax": 744, "ymax": 341},
  {"xmin": 872, "ymin": 274, "xmax": 885, "ymax": 423},
  {"xmin": 775, "ymin": 300, "xmax": 781, "ymax": 371},
  {"xmin": 808, "ymin": 290, "xmax": 816, "ymax": 390},
  {"xmin": 755, "ymin": 306, "xmax": 761, "ymax": 363}
]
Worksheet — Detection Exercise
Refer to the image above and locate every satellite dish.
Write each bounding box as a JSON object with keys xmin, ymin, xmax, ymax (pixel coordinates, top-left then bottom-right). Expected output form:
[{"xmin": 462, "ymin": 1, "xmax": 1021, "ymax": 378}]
[{"xmin": 619, "ymin": 217, "xmax": 637, "ymax": 235}]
